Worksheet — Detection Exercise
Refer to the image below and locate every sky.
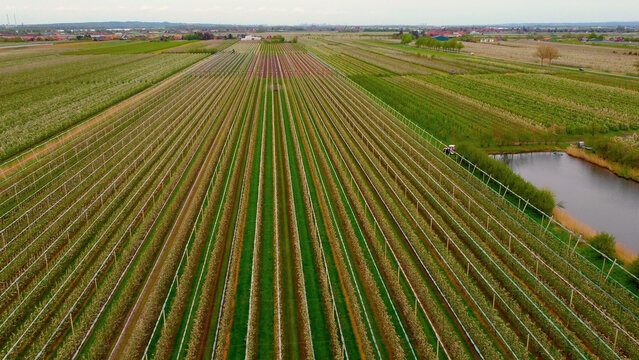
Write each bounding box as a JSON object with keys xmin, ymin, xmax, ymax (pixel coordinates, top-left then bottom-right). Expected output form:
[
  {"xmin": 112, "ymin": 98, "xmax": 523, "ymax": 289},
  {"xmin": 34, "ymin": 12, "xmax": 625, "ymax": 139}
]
[{"xmin": 4, "ymin": 0, "xmax": 639, "ymax": 26}]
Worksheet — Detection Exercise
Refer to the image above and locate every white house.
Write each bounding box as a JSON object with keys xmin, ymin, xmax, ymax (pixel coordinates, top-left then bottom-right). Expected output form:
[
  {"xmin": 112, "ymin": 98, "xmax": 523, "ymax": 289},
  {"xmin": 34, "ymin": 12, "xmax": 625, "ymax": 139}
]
[{"xmin": 241, "ymin": 35, "xmax": 262, "ymax": 41}]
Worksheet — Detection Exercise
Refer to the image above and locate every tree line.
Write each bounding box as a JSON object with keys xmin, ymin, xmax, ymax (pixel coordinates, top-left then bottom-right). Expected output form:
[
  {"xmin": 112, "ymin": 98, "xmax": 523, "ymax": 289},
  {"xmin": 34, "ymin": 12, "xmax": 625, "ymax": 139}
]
[
  {"xmin": 456, "ymin": 143, "xmax": 556, "ymax": 214},
  {"xmin": 401, "ymin": 33, "xmax": 464, "ymax": 52}
]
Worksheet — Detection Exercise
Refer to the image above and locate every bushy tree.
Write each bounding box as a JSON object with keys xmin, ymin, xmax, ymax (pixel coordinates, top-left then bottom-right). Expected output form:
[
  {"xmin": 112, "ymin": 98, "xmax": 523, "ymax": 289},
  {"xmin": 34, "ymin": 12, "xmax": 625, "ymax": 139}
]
[
  {"xmin": 534, "ymin": 43, "xmax": 560, "ymax": 65},
  {"xmin": 415, "ymin": 36, "xmax": 428, "ymax": 48},
  {"xmin": 588, "ymin": 232, "xmax": 617, "ymax": 259},
  {"xmin": 401, "ymin": 33, "xmax": 414, "ymax": 44}
]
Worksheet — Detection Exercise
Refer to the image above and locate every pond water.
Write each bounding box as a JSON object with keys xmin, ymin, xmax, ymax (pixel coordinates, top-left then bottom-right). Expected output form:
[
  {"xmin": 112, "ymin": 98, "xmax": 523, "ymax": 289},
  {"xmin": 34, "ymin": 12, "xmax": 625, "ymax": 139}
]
[{"xmin": 492, "ymin": 152, "xmax": 639, "ymax": 255}]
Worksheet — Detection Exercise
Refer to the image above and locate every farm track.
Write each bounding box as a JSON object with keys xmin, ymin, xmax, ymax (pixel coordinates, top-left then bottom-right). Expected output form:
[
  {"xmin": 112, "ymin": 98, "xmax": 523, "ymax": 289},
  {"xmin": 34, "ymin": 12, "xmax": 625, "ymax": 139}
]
[{"xmin": 1, "ymin": 41, "xmax": 637, "ymax": 359}]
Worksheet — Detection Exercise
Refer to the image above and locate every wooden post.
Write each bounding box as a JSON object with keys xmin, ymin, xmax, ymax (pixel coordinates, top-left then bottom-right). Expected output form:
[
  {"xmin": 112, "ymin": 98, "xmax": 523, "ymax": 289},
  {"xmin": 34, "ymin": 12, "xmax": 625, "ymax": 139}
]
[
  {"xmin": 522, "ymin": 199, "xmax": 529, "ymax": 213},
  {"xmin": 569, "ymin": 288, "xmax": 574, "ymax": 307},
  {"xmin": 526, "ymin": 333, "xmax": 530, "ymax": 350},
  {"xmin": 606, "ymin": 259, "xmax": 617, "ymax": 280},
  {"xmin": 572, "ymin": 236, "xmax": 581, "ymax": 254},
  {"xmin": 568, "ymin": 233, "xmax": 573, "ymax": 248},
  {"xmin": 545, "ymin": 216, "xmax": 553, "ymax": 232}
]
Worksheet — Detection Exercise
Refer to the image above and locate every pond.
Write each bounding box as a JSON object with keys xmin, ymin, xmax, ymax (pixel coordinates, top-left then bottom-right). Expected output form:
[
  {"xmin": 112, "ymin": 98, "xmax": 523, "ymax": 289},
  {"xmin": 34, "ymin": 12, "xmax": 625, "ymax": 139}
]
[{"xmin": 492, "ymin": 152, "xmax": 639, "ymax": 255}]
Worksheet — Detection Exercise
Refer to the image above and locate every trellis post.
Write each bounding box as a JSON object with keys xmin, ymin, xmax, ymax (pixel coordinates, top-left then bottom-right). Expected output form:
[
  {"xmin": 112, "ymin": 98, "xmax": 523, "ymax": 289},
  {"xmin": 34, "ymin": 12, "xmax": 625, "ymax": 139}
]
[{"xmin": 606, "ymin": 259, "xmax": 617, "ymax": 280}]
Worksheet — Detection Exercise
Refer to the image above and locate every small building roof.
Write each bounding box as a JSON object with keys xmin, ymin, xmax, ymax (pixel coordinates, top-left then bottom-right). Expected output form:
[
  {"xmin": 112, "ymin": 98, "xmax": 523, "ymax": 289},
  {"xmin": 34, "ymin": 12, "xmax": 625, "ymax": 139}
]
[{"xmin": 433, "ymin": 36, "xmax": 450, "ymax": 42}]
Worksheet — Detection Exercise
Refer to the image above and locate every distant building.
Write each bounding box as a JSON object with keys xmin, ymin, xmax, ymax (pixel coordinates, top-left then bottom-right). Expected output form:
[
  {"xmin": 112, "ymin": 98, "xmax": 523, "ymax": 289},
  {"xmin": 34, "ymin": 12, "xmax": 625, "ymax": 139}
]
[
  {"xmin": 432, "ymin": 35, "xmax": 450, "ymax": 42},
  {"xmin": 241, "ymin": 35, "xmax": 261, "ymax": 41}
]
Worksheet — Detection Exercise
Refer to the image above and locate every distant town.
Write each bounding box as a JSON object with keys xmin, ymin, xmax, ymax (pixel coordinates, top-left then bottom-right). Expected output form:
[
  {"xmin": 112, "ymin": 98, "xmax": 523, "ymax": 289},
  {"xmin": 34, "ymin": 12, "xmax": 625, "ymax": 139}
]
[{"xmin": 1, "ymin": 21, "xmax": 639, "ymax": 45}]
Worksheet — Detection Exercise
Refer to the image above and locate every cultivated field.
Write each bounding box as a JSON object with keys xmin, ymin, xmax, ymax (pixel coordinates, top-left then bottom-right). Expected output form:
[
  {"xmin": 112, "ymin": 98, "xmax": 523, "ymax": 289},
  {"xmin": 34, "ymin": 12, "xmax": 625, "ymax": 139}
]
[
  {"xmin": 163, "ymin": 39, "xmax": 239, "ymax": 54},
  {"xmin": 0, "ymin": 39, "xmax": 638, "ymax": 360},
  {"xmin": 310, "ymin": 38, "xmax": 639, "ymax": 146},
  {"xmin": 463, "ymin": 39, "xmax": 639, "ymax": 74},
  {"xmin": 0, "ymin": 41, "xmax": 205, "ymax": 161}
]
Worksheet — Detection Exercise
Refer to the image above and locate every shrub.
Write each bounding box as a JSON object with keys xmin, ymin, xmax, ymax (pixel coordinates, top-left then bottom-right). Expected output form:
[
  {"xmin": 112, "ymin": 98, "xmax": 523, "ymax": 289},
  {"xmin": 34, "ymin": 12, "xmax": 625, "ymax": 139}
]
[
  {"xmin": 588, "ymin": 232, "xmax": 617, "ymax": 259},
  {"xmin": 627, "ymin": 258, "xmax": 639, "ymax": 286}
]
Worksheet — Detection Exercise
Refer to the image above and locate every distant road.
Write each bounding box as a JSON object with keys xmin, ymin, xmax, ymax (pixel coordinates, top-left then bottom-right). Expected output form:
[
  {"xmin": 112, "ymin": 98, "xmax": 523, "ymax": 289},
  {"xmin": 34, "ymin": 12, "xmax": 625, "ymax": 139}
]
[{"xmin": 0, "ymin": 42, "xmax": 54, "ymax": 49}]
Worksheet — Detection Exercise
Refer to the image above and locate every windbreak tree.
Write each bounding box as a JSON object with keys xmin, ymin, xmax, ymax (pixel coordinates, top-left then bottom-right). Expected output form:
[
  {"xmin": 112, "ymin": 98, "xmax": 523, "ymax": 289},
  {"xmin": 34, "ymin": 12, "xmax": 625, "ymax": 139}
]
[
  {"xmin": 401, "ymin": 33, "xmax": 414, "ymax": 44},
  {"xmin": 415, "ymin": 36, "xmax": 429, "ymax": 48}
]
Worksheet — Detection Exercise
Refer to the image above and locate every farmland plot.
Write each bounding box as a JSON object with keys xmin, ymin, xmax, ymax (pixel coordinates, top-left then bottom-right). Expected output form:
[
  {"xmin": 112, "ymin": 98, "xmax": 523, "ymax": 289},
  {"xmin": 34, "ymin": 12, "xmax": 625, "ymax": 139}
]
[
  {"xmin": 310, "ymin": 38, "xmax": 639, "ymax": 144},
  {"xmin": 0, "ymin": 41, "xmax": 637, "ymax": 360},
  {"xmin": 0, "ymin": 51, "xmax": 205, "ymax": 161}
]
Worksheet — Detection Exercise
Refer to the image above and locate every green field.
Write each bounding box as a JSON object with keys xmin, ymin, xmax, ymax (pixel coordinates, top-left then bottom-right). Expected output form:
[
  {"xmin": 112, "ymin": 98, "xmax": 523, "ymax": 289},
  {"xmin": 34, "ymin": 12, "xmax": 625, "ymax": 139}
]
[
  {"xmin": 66, "ymin": 40, "xmax": 198, "ymax": 54},
  {"xmin": 0, "ymin": 47, "xmax": 205, "ymax": 161},
  {"xmin": 0, "ymin": 38, "xmax": 637, "ymax": 360}
]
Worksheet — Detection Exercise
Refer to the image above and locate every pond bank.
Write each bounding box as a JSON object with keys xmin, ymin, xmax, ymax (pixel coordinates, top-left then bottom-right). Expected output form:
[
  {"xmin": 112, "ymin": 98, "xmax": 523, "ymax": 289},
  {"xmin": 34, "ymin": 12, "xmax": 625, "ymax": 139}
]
[
  {"xmin": 492, "ymin": 151, "xmax": 639, "ymax": 258},
  {"xmin": 565, "ymin": 146, "xmax": 639, "ymax": 183},
  {"xmin": 552, "ymin": 207, "xmax": 635, "ymax": 263}
]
